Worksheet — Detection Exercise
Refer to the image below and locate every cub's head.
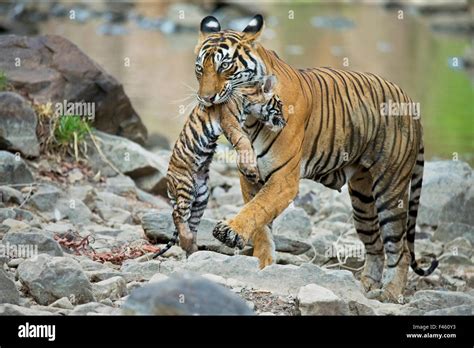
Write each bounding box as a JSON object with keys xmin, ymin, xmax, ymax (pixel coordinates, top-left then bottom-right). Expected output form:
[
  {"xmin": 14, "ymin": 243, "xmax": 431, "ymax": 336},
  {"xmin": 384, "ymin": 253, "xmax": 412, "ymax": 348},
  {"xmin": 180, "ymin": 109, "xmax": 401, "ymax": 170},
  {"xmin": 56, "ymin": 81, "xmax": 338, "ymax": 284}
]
[{"xmin": 194, "ymin": 14, "xmax": 266, "ymax": 107}]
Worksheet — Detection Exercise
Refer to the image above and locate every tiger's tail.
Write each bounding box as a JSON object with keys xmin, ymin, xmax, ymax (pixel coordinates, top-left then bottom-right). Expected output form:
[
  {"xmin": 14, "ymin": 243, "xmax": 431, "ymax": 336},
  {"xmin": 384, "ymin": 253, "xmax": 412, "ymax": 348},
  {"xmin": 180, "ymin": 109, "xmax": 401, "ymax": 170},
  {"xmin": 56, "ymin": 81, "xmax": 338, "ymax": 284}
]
[
  {"xmin": 152, "ymin": 229, "xmax": 178, "ymax": 259},
  {"xmin": 407, "ymin": 145, "xmax": 439, "ymax": 276}
]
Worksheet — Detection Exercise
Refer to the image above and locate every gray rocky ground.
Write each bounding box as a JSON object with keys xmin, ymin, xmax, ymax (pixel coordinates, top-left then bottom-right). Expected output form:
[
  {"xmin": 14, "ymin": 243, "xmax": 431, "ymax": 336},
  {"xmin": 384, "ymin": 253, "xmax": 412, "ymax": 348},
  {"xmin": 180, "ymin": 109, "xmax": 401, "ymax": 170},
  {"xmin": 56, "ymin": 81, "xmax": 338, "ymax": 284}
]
[{"xmin": 0, "ymin": 139, "xmax": 472, "ymax": 315}]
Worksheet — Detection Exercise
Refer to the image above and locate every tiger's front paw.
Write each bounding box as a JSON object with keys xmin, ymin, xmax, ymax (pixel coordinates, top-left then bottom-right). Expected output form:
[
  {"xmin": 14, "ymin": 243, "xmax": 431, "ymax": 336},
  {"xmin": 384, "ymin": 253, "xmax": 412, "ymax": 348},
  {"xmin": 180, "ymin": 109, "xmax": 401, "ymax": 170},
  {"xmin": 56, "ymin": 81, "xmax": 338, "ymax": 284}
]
[{"xmin": 212, "ymin": 220, "xmax": 246, "ymax": 249}]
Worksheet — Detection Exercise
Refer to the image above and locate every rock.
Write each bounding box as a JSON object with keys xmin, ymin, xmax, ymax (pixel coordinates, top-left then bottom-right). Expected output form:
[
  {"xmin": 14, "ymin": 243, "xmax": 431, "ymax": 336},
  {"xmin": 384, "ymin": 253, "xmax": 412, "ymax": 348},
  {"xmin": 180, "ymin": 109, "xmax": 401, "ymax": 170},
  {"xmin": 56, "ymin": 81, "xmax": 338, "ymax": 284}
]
[
  {"xmin": 105, "ymin": 175, "xmax": 137, "ymax": 196},
  {"xmin": 85, "ymin": 131, "xmax": 167, "ymax": 195},
  {"xmin": 438, "ymin": 184, "xmax": 473, "ymax": 226},
  {"xmin": 273, "ymin": 207, "xmax": 312, "ymax": 239},
  {"xmin": 309, "ymin": 228, "xmax": 338, "ymax": 264},
  {"xmin": 149, "ymin": 273, "xmax": 169, "ymax": 284},
  {"xmin": 0, "ymin": 208, "xmax": 16, "ymax": 223},
  {"xmin": 276, "ymin": 251, "xmax": 311, "ymax": 266},
  {"xmin": 294, "ymin": 191, "xmax": 320, "ymax": 215},
  {"xmin": 0, "ymin": 35, "xmax": 147, "ymax": 144},
  {"xmin": 146, "ymin": 132, "xmax": 171, "ymax": 150},
  {"xmin": 2, "ymin": 227, "xmax": 63, "ymax": 256},
  {"xmin": 273, "ymin": 235, "xmax": 312, "ymax": 255},
  {"xmin": 17, "ymin": 254, "xmax": 95, "ymax": 305},
  {"xmin": 438, "ymin": 253, "xmax": 472, "ymax": 265},
  {"xmin": 413, "ymin": 239, "xmax": 443, "ymax": 258},
  {"xmin": 136, "ymin": 189, "xmax": 170, "ymax": 209},
  {"xmin": 433, "ymin": 222, "xmax": 474, "ymax": 244},
  {"xmin": 141, "ymin": 210, "xmax": 173, "ymax": 243},
  {"xmin": 1, "ymin": 218, "xmax": 30, "ymax": 232},
  {"xmin": 0, "ymin": 304, "xmax": 55, "ymax": 316},
  {"xmin": 122, "ymin": 273, "xmax": 253, "ymax": 315},
  {"xmin": 183, "ymin": 251, "xmax": 390, "ymax": 315},
  {"xmin": 0, "ymin": 92, "xmax": 39, "ymax": 157},
  {"xmin": 444, "ymin": 237, "xmax": 472, "ymax": 258},
  {"xmin": 66, "ymin": 185, "xmax": 94, "ymax": 202},
  {"xmin": 403, "ymin": 290, "xmax": 474, "ymax": 315},
  {"xmin": 86, "ymin": 269, "xmax": 123, "ymax": 282},
  {"xmin": 7, "ymin": 258, "xmax": 25, "ymax": 268},
  {"xmin": 201, "ymin": 273, "xmax": 228, "ymax": 286},
  {"xmin": 0, "ymin": 151, "xmax": 34, "ymax": 187},
  {"xmin": 50, "ymin": 297, "xmax": 74, "ymax": 310},
  {"xmin": 212, "ymin": 186, "xmax": 244, "ymax": 206},
  {"xmin": 69, "ymin": 302, "xmax": 120, "ymax": 315},
  {"xmin": 92, "ymin": 191, "xmax": 131, "ymax": 211},
  {"xmin": 0, "ymin": 268, "xmax": 20, "ymax": 304},
  {"xmin": 425, "ymin": 305, "xmax": 473, "ymax": 316},
  {"xmin": 96, "ymin": 206, "xmax": 132, "ymax": 224},
  {"xmin": 418, "ymin": 161, "xmax": 472, "ymax": 226},
  {"xmin": 297, "ymin": 284, "xmax": 350, "ymax": 315},
  {"xmin": 121, "ymin": 260, "xmax": 162, "ymax": 281},
  {"xmin": 0, "ymin": 186, "xmax": 23, "ymax": 205},
  {"xmin": 92, "ymin": 276, "xmax": 127, "ymax": 301},
  {"xmin": 29, "ymin": 184, "xmax": 62, "ymax": 212},
  {"xmin": 53, "ymin": 198, "xmax": 92, "ymax": 224}
]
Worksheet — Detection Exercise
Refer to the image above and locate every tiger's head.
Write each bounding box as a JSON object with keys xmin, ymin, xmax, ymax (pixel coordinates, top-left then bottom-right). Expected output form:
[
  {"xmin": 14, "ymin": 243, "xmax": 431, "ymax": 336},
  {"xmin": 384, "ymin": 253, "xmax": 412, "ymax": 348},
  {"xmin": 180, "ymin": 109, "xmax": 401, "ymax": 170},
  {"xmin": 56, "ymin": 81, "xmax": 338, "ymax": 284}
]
[{"xmin": 194, "ymin": 14, "xmax": 266, "ymax": 107}]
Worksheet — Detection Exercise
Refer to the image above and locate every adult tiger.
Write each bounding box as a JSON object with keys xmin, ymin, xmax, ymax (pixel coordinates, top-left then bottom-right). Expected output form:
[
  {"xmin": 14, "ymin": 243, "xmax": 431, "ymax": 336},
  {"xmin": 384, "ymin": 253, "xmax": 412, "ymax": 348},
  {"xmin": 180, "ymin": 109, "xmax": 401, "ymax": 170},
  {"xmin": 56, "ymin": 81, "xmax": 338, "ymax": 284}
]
[{"xmin": 195, "ymin": 15, "xmax": 437, "ymax": 302}]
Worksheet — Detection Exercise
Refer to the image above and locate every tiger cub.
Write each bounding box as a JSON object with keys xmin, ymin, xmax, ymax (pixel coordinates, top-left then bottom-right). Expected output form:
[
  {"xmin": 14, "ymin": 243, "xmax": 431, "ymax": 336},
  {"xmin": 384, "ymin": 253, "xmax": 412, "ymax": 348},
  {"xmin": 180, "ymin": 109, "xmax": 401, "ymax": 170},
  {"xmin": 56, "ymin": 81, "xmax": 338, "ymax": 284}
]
[{"xmin": 153, "ymin": 76, "xmax": 284, "ymax": 257}]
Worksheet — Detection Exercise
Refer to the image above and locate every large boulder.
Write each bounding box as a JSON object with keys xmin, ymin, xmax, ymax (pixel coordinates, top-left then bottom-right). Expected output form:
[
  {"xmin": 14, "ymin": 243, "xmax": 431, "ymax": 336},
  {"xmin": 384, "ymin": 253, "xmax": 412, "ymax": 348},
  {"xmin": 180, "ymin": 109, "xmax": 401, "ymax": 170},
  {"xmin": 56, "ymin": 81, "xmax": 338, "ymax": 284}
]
[
  {"xmin": 0, "ymin": 92, "xmax": 39, "ymax": 157},
  {"xmin": 0, "ymin": 35, "xmax": 147, "ymax": 144},
  {"xmin": 418, "ymin": 161, "xmax": 472, "ymax": 227},
  {"xmin": 85, "ymin": 131, "xmax": 168, "ymax": 196},
  {"xmin": 17, "ymin": 254, "xmax": 95, "ymax": 305},
  {"xmin": 0, "ymin": 151, "xmax": 34, "ymax": 187},
  {"xmin": 122, "ymin": 272, "xmax": 253, "ymax": 315}
]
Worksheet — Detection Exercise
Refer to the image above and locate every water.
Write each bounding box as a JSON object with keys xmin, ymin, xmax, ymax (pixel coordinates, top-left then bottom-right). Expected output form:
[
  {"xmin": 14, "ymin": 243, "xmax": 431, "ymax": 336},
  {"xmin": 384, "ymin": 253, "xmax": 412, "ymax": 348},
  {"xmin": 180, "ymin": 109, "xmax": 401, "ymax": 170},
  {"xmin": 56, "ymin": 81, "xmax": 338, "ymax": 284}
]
[{"xmin": 37, "ymin": 2, "xmax": 473, "ymax": 163}]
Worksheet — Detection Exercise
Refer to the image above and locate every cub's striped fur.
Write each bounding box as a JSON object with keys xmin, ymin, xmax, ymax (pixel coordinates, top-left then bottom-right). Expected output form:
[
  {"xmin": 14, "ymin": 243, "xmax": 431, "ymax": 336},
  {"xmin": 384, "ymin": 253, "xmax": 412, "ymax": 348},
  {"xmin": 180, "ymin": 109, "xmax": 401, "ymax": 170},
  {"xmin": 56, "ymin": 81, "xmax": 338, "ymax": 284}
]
[
  {"xmin": 154, "ymin": 78, "xmax": 284, "ymax": 257},
  {"xmin": 194, "ymin": 15, "xmax": 437, "ymax": 302}
]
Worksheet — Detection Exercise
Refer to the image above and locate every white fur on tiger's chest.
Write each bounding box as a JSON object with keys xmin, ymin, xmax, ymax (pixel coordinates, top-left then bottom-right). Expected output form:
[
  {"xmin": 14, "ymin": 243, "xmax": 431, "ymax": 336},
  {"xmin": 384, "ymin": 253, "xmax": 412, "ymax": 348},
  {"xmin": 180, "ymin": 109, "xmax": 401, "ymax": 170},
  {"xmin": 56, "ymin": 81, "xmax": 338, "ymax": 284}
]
[{"xmin": 254, "ymin": 137, "xmax": 275, "ymax": 179}]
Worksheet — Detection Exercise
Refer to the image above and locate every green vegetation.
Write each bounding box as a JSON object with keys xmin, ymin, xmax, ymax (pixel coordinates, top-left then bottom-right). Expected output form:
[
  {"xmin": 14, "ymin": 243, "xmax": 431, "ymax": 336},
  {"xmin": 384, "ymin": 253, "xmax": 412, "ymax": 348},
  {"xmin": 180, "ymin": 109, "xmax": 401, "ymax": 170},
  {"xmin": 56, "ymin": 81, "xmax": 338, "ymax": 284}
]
[
  {"xmin": 0, "ymin": 70, "xmax": 7, "ymax": 91},
  {"xmin": 54, "ymin": 116, "xmax": 91, "ymax": 146}
]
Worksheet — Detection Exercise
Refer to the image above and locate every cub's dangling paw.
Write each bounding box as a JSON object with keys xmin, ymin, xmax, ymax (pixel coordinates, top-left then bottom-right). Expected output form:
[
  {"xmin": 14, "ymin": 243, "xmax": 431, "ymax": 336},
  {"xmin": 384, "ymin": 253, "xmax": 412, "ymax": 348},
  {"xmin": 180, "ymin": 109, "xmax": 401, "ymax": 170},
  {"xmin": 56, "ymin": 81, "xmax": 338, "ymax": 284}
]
[
  {"xmin": 212, "ymin": 220, "xmax": 245, "ymax": 249},
  {"xmin": 267, "ymin": 115, "xmax": 286, "ymax": 132},
  {"xmin": 238, "ymin": 162, "xmax": 260, "ymax": 184}
]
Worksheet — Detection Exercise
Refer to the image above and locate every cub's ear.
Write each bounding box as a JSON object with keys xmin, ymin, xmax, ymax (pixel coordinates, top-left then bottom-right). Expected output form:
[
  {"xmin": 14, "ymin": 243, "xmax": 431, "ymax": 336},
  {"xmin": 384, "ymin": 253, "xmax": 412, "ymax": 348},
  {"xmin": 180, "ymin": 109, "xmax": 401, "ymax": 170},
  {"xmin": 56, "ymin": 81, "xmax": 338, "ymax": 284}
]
[
  {"xmin": 242, "ymin": 14, "xmax": 264, "ymax": 43},
  {"xmin": 195, "ymin": 16, "xmax": 221, "ymax": 54},
  {"xmin": 262, "ymin": 75, "xmax": 277, "ymax": 94}
]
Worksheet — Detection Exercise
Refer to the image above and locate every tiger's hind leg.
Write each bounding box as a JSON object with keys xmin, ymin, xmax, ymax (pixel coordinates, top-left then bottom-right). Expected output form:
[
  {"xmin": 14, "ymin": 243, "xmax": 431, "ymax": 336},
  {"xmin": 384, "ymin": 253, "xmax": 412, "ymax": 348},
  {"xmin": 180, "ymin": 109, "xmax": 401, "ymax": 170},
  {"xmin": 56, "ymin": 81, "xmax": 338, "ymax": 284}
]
[
  {"xmin": 367, "ymin": 171, "xmax": 411, "ymax": 303},
  {"xmin": 348, "ymin": 169, "xmax": 384, "ymax": 292},
  {"xmin": 185, "ymin": 175, "xmax": 211, "ymax": 255}
]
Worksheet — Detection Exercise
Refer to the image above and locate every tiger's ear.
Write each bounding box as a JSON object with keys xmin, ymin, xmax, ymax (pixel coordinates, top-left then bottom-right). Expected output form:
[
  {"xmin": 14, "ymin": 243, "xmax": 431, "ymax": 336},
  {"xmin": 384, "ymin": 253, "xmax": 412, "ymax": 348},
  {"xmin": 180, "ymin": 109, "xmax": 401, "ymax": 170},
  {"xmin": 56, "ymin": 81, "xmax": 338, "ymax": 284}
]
[
  {"xmin": 262, "ymin": 75, "xmax": 277, "ymax": 94},
  {"xmin": 195, "ymin": 16, "xmax": 221, "ymax": 54},
  {"xmin": 242, "ymin": 14, "xmax": 264, "ymax": 43}
]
